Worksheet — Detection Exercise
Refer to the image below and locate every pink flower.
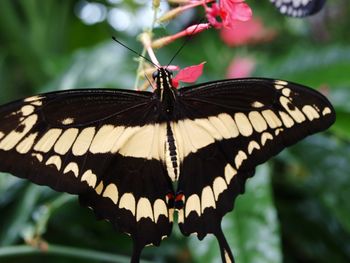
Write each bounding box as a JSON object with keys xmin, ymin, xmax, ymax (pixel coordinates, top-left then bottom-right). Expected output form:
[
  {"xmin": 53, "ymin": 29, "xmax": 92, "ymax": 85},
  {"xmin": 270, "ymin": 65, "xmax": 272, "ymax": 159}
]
[
  {"xmin": 226, "ymin": 56, "xmax": 256, "ymax": 78},
  {"xmin": 220, "ymin": 18, "xmax": 276, "ymax": 46},
  {"xmin": 205, "ymin": 0, "xmax": 252, "ymax": 28},
  {"xmin": 220, "ymin": 0, "xmax": 252, "ymax": 23},
  {"xmin": 205, "ymin": 3, "xmax": 225, "ymax": 28},
  {"xmin": 152, "ymin": 23, "xmax": 210, "ymax": 48},
  {"xmin": 171, "ymin": 62, "xmax": 205, "ymax": 87}
]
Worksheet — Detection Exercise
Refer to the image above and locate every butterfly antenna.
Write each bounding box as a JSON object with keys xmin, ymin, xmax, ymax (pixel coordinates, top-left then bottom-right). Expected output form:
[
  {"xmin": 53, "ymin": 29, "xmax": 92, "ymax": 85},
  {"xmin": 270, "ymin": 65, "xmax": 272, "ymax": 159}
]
[
  {"xmin": 112, "ymin": 36, "xmax": 159, "ymax": 68},
  {"xmin": 166, "ymin": 18, "xmax": 205, "ymax": 68}
]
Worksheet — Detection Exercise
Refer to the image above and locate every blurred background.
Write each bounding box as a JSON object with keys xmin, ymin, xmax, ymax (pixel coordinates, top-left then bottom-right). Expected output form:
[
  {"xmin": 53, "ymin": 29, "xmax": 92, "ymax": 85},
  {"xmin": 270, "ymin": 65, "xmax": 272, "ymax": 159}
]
[{"xmin": 0, "ymin": 0, "xmax": 349, "ymax": 262}]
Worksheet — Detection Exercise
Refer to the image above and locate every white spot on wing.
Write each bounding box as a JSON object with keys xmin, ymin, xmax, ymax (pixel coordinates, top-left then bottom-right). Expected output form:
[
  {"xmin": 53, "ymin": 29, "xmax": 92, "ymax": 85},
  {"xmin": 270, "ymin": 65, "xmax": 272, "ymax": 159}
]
[
  {"xmin": 185, "ymin": 194, "xmax": 201, "ymax": 217},
  {"xmin": 136, "ymin": 198, "xmax": 154, "ymax": 222},
  {"xmin": 212, "ymin": 177, "xmax": 227, "ymax": 201},
  {"xmin": 251, "ymin": 101, "xmax": 264, "ymax": 108},
  {"xmin": 61, "ymin": 118, "xmax": 75, "ymax": 125},
  {"xmin": 322, "ymin": 107, "xmax": 332, "ymax": 116},
  {"xmin": 248, "ymin": 111, "xmax": 268, "ymax": 132},
  {"xmin": 280, "ymin": 96, "xmax": 306, "ymax": 123},
  {"xmin": 153, "ymin": 199, "xmax": 168, "ymax": 222},
  {"xmin": 45, "ymin": 155, "xmax": 62, "ymax": 170},
  {"xmin": 95, "ymin": 181, "xmax": 104, "ymax": 195},
  {"xmin": 235, "ymin": 113, "xmax": 253, "ymax": 136},
  {"xmin": 119, "ymin": 193, "xmax": 136, "ymax": 215},
  {"xmin": 235, "ymin": 150, "xmax": 247, "ymax": 169},
  {"xmin": 224, "ymin": 163, "xmax": 237, "ymax": 184},
  {"xmin": 81, "ymin": 169, "xmax": 97, "ymax": 188},
  {"xmin": 261, "ymin": 132, "xmax": 273, "ymax": 146},
  {"xmin": 21, "ymin": 105, "xmax": 35, "ymax": 116},
  {"xmin": 275, "ymin": 128, "xmax": 284, "ymax": 136},
  {"xmin": 54, "ymin": 128, "xmax": 79, "ymax": 155},
  {"xmin": 279, "ymin": 111, "xmax": 294, "ymax": 128},
  {"xmin": 207, "ymin": 115, "xmax": 233, "ymax": 139},
  {"xmin": 34, "ymin": 129, "xmax": 62, "ymax": 153},
  {"xmin": 217, "ymin": 113, "xmax": 240, "ymax": 138},
  {"xmin": 247, "ymin": 140, "xmax": 260, "ymax": 154},
  {"xmin": 282, "ymin": 88, "xmax": 292, "ymax": 97},
  {"xmin": 262, "ymin": 110, "xmax": 282, "ymax": 128},
  {"xmin": 16, "ymin": 133, "xmax": 38, "ymax": 154},
  {"xmin": 72, "ymin": 127, "xmax": 95, "ymax": 156},
  {"xmin": 102, "ymin": 183, "xmax": 119, "ymax": 204},
  {"xmin": 201, "ymin": 186, "xmax": 216, "ymax": 213},
  {"xmin": 90, "ymin": 125, "xmax": 124, "ymax": 154},
  {"xmin": 194, "ymin": 117, "xmax": 223, "ymax": 140},
  {"xmin": 302, "ymin": 105, "xmax": 320, "ymax": 121},
  {"xmin": 63, "ymin": 162, "xmax": 79, "ymax": 177}
]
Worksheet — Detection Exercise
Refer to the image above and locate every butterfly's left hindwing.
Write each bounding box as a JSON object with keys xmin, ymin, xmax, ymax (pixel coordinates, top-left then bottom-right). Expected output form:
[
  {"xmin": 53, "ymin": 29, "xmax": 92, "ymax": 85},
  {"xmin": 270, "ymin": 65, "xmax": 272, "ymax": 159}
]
[
  {"xmin": 0, "ymin": 89, "xmax": 174, "ymax": 254},
  {"xmin": 270, "ymin": 0, "xmax": 326, "ymax": 17},
  {"xmin": 174, "ymin": 78, "xmax": 335, "ymax": 259}
]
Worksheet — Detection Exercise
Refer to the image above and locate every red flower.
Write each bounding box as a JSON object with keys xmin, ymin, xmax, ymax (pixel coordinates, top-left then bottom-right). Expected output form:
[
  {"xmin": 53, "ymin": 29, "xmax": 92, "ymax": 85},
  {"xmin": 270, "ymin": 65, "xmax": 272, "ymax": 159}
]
[
  {"xmin": 205, "ymin": 0, "xmax": 252, "ymax": 28},
  {"xmin": 171, "ymin": 62, "xmax": 205, "ymax": 88}
]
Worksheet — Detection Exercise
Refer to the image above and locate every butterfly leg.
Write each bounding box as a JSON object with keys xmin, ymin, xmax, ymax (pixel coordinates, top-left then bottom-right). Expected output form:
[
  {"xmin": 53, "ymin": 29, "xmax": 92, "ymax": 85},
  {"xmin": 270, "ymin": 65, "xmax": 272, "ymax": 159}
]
[{"xmin": 215, "ymin": 227, "xmax": 235, "ymax": 263}]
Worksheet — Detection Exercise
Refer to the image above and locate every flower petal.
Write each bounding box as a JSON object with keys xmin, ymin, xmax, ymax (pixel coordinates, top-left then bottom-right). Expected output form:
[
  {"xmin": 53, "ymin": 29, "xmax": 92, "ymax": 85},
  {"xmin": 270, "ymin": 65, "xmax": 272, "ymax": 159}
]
[{"xmin": 173, "ymin": 62, "xmax": 206, "ymax": 84}]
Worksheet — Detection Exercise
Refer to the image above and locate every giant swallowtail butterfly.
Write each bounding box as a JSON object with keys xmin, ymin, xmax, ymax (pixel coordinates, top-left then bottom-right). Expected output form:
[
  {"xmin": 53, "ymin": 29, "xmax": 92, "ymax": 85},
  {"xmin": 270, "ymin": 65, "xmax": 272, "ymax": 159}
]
[
  {"xmin": 270, "ymin": 0, "xmax": 326, "ymax": 17},
  {"xmin": 0, "ymin": 68, "xmax": 335, "ymax": 263}
]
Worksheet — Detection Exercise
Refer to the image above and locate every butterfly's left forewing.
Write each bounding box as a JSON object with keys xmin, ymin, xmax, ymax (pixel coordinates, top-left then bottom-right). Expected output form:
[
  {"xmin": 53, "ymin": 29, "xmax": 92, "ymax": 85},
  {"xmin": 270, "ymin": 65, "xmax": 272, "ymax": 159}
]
[
  {"xmin": 174, "ymin": 78, "xmax": 335, "ymax": 262},
  {"xmin": 0, "ymin": 89, "xmax": 174, "ymax": 257}
]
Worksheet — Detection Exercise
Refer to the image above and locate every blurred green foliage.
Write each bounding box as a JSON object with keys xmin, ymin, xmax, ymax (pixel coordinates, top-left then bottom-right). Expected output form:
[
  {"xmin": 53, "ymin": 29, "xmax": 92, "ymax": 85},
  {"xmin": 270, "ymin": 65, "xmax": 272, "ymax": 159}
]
[{"xmin": 0, "ymin": 0, "xmax": 349, "ymax": 263}]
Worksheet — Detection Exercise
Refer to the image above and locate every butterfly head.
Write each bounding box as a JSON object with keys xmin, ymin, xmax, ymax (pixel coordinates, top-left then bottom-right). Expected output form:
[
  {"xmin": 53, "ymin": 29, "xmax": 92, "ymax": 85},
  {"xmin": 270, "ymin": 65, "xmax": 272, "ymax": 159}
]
[{"xmin": 152, "ymin": 68, "xmax": 173, "ymax": 91}]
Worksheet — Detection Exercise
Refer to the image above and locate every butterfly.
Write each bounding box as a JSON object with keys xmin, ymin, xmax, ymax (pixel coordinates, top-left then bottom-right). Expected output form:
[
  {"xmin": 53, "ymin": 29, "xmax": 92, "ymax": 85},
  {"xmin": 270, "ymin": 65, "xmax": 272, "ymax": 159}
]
[
  {"xmin": 270, "ymin": 0, "xmax": 326, "ymax": 17},
  {"xmin": 0, "ymin": 67, "xmax": 335, "ymax": 263}
]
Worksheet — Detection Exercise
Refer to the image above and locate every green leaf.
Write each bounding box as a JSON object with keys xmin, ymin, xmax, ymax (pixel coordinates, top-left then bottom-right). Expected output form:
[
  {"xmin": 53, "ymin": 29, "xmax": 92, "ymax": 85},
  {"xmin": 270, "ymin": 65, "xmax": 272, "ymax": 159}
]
[
  {"xmin": 255, "ymin": 45, "xmax": 350, "ymax": 88},
  {"xmin": 43, "ymin": 41, "xmax": 137, "ymax": 92},
  {"xmin": 274, "ymin": 135, "xmax": 350, "ymax": 262},
  {"xmin": 290, "ymin": 136, "xmax": 350, "ymax": 234},
  {"xmin": 0, "ymin": 184, "xmax": 42, "ymax": 246}
]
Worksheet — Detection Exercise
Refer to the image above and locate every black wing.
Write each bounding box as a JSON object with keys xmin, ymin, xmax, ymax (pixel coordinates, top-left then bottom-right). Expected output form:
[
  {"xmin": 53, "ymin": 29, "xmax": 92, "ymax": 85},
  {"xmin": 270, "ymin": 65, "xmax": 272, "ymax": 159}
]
[
  {"xmin": 174, "ymin": 78, "xmax": 335, "ymax": 262},
  {"xmin": 270, "ymin": 0, "xmax": 326, "ymax": 17},
  {"xmin": 0, "ymin": 89, "xmax": 174, "ymax": 260}
]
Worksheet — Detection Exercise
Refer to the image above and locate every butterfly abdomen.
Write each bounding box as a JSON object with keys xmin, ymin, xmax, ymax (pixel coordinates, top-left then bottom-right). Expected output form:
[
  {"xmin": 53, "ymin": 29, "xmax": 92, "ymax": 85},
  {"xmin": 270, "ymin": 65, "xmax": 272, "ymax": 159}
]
[{"xmin": 165, "ymin": 122, "xmax": 180, "ymax": 181}]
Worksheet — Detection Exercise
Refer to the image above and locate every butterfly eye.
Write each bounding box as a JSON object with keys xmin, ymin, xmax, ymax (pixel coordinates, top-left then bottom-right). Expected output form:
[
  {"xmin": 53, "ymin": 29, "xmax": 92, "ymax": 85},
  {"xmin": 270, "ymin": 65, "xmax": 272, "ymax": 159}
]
[{"xmin": 152, "ymin": 71, "xmax": 159, "ymax": 80}]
